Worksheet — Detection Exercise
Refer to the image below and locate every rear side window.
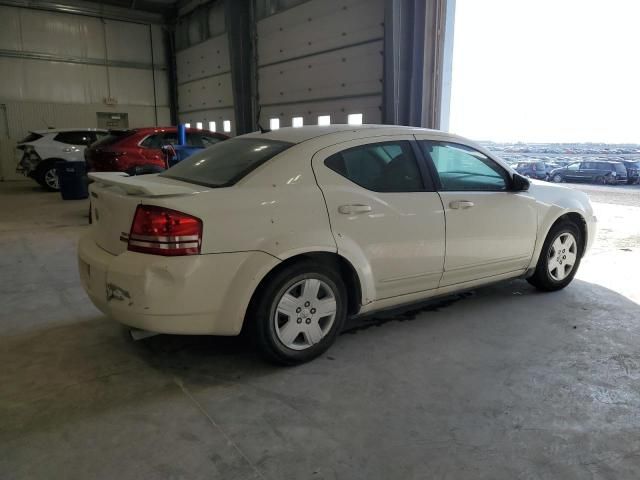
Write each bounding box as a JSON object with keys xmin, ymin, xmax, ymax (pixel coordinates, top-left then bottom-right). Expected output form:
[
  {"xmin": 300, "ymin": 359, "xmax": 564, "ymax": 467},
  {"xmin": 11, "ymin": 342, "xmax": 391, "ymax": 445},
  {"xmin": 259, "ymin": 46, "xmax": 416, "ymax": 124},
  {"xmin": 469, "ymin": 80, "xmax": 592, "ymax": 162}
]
[
  {"xmin": 92, "ymin": 130, "xmax": 135, "ymax": 147},
  {"xmin": 186, "ymin": 132, "xmax": 224, "ymax": 147},
  {"xmin": 325, "ymin": 141, "xmax": 425, "ymax": 192},
  {"xmin": 613, "ymin": 163, "xmax": 627, "ymax": 174},
  {"xmin": 161, "ymin": 138, "xmax": 293, "ymax": 187},
  {"xmin": 54, "ymin": 131, "xmax": 95, "ymax": 145},
  {"xmin": 19, "ymin": 132, "xmax": 43, "ymax": 143},
  {"xmin": 141, "ymin": 132, "xmax": 178, "ymax": 148}
]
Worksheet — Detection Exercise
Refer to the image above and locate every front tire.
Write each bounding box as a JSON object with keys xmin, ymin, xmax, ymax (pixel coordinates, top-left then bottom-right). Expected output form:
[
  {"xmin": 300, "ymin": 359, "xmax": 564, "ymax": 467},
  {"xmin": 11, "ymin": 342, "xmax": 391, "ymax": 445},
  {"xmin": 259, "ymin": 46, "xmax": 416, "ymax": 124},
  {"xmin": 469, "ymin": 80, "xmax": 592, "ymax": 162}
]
[
  {"xmin": 552, "ymin": 174, "xmax": 563, "ymax": 183},
  {"xmin": 527, "ymin": 220, "xmax": 583, "ymax": 292},
  {"xmin": 249, "ymin": 261, "xmax": 347, "ymax": 365}
]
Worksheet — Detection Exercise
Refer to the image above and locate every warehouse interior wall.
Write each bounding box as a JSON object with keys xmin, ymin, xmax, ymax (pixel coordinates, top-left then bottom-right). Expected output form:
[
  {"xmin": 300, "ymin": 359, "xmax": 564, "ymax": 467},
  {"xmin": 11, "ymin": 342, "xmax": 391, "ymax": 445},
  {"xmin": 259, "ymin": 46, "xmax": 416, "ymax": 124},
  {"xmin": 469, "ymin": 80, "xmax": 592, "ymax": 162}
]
[{"xmin": 0, "ymin": 4, "xmax": 170, "ymax": 180}]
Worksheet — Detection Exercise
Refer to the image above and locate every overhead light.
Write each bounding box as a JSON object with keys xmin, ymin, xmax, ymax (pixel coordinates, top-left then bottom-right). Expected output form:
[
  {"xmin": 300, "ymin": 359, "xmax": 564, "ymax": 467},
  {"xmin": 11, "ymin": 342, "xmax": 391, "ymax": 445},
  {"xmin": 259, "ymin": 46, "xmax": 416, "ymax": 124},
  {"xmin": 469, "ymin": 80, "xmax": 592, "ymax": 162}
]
[{"xmin": 318, "ymin": 115, "xmax": 331, "ymax": 126}]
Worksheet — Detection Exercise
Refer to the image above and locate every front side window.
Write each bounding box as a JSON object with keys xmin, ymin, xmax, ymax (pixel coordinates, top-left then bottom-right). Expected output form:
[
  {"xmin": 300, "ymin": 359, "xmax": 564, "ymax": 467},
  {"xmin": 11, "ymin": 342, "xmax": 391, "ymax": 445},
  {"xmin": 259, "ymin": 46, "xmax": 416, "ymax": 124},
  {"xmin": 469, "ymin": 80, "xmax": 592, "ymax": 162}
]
[
  {"xmin": 566, "ymin": 163, "xmax": 580, "ymax": 171},
  {"xmin": 140, "ymin": 134, "xmax": 162, "ymax": 149},
  {"xmin": 324, "ymin": 141, "xmax": 425, "ymax": 192},
  {"xmin": 419, "ymin": 141, "xmax": 507, "ymax": 191},
  {"xmin": 161, "ymin": 138, "xmax": 293, "ymax": 187}
]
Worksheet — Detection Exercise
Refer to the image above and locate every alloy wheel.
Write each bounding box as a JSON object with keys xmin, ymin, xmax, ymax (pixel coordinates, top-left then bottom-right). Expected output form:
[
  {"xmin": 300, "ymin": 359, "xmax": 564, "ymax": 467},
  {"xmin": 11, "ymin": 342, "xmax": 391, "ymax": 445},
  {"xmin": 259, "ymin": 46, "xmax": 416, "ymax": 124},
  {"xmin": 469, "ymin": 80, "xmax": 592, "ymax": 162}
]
[
  {"xmin": 553, "ymin": 174, "xmax": 562, "ymax": 183},
  {"xmin": 547, "ymin": 232, "xmax": 578, "ymax": 281},
  {"xmin": 44, "ymin": 168, "xmax": 59, "ymax": 190},
  {"xmin": 273, "ymin": 278, "xmax": 337, "ymax": 351}
]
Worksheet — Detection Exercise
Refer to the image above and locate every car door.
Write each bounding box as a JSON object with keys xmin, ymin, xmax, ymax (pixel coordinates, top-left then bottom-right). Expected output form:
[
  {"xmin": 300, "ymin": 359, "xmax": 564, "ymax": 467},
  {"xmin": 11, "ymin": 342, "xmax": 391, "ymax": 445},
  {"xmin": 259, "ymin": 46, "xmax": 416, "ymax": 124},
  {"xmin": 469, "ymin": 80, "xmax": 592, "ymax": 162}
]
[
  {"xmin": 563, "ymin": 162, "xmax": 581, "ymax": 181},
  {"xmin": 311, "ymin": 136, "xmax": 445, "ymax": 301},
  {"xmin": 578, "ymin": 162, "xmax": 595, "ymax": 182},
  {"xmin": 415, "ymin": 138, "xmax": 537, "ymax": 286}
]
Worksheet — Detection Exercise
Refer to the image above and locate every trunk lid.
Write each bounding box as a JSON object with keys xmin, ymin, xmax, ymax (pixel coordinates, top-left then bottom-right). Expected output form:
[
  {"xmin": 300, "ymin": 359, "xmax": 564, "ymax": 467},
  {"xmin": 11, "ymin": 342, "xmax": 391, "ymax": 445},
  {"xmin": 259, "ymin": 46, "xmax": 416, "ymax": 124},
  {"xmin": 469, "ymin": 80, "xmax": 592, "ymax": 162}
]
[{"xmin": 89, "ymin": 173, "xmax": 206, "ymax": 255}]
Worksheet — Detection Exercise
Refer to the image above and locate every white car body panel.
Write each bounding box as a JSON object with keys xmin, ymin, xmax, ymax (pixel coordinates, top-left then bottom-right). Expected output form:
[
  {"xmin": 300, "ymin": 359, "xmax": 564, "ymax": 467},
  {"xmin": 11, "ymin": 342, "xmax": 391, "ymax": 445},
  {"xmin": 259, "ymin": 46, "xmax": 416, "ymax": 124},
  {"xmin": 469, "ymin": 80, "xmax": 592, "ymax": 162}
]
[
  {"xmin": 311, "ymin": 135, "xmax": 445, "ymax": 302},
  {"xmin": 79, "ymin": 125, "xmax": 596, "ymax": 336}
]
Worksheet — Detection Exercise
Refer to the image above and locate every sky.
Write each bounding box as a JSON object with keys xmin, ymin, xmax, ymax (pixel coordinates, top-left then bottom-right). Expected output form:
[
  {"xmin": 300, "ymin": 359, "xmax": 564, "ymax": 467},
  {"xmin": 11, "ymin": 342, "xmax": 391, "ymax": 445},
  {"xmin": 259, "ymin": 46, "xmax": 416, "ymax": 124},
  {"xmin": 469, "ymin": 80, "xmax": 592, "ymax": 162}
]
[{"xmin": 448, "ymin": 0, "xmax": 640, "ymax": 144}]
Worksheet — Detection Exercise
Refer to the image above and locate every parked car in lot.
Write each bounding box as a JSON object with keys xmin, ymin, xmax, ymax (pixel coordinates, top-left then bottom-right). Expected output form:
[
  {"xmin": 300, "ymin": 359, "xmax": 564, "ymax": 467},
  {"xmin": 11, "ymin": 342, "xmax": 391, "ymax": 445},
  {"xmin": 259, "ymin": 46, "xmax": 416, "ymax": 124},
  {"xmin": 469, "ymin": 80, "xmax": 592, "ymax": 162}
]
[
  {"xmin": 549, "ymin": 161, "xmax": 628, "ymax": 185},
  {"xmin": 514, "ymin": 161, "xmax": 552, "ymax": 180},
  {"xmin": 79, "ymin": 125, "xmax": 596, "ymax": 364},
  {"xmin": 622, "ymin": 160, "xmax": 640, "ymax": 184},
  {"xmin": 16, "ymin": 128, "xmax": 107, "ymax": 190},
  {"xmin": 85, "ymin": 127, "xmax": 228, "ymax": 174}
]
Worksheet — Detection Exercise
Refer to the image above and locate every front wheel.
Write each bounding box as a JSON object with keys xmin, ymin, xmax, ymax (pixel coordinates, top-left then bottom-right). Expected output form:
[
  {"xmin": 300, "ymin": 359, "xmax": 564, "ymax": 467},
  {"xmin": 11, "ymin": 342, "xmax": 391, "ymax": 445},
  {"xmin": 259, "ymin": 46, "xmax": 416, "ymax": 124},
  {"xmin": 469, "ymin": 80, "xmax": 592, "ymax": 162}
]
[
  {"xmin": 552, "ymin": 174, "xmax": 563, "ymax": 183},
  {"xmin": 249, "ymin": 261, "xmax": 347, "ymax": 365},
  {"xmin": 527, "ymin": 221, "xmax": 582, "ymax": 291}
]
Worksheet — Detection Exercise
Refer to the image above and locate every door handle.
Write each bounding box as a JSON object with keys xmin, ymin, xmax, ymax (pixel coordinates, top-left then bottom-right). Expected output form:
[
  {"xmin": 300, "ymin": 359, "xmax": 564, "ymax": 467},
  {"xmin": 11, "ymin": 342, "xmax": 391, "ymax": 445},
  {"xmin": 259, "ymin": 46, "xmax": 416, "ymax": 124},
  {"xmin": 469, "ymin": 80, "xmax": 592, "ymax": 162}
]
[
  {"xmin": 338, "ymin": 204, "xmax": 372, "ymax": 214},
  {"xmin": 449, "ymin": 200, "xmax": 475, "ymax": 209}
]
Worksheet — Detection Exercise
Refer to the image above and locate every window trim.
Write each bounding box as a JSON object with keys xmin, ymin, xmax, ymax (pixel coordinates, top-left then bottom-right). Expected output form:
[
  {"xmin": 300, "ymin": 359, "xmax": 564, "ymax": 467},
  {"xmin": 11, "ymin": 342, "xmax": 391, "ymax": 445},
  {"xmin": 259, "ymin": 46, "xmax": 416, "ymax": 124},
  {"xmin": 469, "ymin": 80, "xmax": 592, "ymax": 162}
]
[
  {"xmin": 417, "ymin": 140, "xmax": 513, "ymax": 193},
  {"xmin": 323, "ymin": 140, "xmax": 434, "ymax": 193}
]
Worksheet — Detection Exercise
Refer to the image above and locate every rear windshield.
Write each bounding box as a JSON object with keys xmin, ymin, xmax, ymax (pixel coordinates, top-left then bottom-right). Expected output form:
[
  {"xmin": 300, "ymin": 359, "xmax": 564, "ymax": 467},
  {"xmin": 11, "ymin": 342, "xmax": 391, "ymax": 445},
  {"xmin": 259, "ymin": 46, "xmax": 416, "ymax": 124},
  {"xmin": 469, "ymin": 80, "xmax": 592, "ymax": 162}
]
[
  {"xmin": 161, "ymin": 138, "xmax": 293, "ymax": 187},
  {"xmin": 92, "ymin": 130, "xmax": 135, "ymax": 147}
]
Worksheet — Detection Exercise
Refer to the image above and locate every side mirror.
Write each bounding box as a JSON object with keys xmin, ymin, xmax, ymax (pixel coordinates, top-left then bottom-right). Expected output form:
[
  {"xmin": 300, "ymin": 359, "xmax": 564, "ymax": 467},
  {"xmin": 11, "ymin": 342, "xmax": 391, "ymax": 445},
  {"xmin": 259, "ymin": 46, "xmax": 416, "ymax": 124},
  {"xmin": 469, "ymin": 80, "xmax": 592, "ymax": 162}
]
[{"xmin": 511, "ymin": 173, "xmax": 530, "ymax": 192}]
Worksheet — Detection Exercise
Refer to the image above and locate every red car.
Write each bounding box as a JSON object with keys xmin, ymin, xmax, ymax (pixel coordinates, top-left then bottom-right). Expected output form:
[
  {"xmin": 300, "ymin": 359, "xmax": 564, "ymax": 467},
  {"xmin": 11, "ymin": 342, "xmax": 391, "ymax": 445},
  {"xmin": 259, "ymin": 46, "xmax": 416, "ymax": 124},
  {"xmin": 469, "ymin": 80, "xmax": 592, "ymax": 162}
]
[{"xmin": 85, "ymin": 127, "xmax": 228, "ymax": 173}]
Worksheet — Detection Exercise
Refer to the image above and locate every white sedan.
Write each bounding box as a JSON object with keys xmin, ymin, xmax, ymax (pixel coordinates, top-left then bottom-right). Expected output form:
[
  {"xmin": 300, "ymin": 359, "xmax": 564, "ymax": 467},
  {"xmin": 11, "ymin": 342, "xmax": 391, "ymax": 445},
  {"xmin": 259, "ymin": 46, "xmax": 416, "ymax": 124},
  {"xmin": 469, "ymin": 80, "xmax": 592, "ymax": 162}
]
[{"xmin": 79, "ymin": 125, "xmax": 596, "ymax": 364}]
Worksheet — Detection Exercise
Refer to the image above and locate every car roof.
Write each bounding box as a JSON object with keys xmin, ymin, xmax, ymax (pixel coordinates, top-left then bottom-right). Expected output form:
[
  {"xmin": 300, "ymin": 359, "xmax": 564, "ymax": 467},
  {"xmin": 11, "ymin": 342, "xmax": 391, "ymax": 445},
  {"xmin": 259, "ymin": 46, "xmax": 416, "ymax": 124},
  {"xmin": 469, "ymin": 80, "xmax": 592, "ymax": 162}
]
[
  {"xmin": 33, "ymin": 128, "xmax": 108, "ymax": 134},
  {"xmin": 242, "ymin": 124, "xmax": 463, "ymax": 145},
  {"xmin": 124, "ymin": 127, "xmax": 225, "ymax": 135}
]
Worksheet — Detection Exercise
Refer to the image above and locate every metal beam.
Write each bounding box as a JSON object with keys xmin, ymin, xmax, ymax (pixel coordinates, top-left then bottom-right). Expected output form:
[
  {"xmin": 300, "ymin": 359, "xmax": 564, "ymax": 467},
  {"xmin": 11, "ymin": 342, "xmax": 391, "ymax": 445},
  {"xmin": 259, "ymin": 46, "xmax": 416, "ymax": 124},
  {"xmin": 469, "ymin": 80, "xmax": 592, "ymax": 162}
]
[
  {"xmin": 0, "ymin": 48, "xmax": 167, "ymax": 71},
  {"xmin": 0, "ymin": 0, "xmax": 164, "ymax": 24}
]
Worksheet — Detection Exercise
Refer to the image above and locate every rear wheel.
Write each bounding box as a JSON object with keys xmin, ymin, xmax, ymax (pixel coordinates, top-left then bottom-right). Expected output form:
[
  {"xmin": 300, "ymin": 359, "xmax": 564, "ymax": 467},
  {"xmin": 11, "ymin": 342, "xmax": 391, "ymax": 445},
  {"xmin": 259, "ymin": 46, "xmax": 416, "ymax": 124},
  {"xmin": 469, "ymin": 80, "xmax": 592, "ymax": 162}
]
[
  {"xmin": 527, "ymin": 220, "xmax": 582, "ymax": 291},
  {"xmin": 249, "ymin": 261, "xmax": 347, "ymax": 365},
  {"xmin": 35, "ymin": 160, "xmax": 60, "ymax": 191},
  {"xmin": 594, "ymin": 176, "xmax": 606, "ymax": 185},
  {"xmin": 552, "ymin": 174, "xmax": 563, "ymax": 183}
]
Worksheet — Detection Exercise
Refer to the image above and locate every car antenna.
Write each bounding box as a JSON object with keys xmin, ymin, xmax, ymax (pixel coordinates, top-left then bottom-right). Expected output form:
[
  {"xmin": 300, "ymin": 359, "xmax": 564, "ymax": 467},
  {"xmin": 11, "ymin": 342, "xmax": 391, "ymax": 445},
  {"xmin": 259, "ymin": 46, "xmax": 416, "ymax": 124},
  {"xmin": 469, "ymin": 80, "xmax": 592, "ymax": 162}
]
[{"xmin": 256, "ymin": 105, "xmax": 270, "ymax": 133}]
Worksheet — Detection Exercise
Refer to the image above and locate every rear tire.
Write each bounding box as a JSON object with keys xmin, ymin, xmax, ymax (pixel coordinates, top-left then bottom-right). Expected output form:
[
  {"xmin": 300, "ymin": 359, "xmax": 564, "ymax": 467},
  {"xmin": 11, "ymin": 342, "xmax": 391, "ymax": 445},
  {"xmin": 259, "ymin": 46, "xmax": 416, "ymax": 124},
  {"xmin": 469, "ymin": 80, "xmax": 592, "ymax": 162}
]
[
  {"xmin": 35, "ymin": 160, "xmax": 60, "ymax": 191},
  {"xmin": 527, "ymin": 220, "xmax": 583, "ymax": 292},
  {"xmin": 594, "ymin": 176, "xmax": 606, "ymax": 185},
  {"xmin": 248, "ymin": 261, "xmax": 347, "ymax": 365}
]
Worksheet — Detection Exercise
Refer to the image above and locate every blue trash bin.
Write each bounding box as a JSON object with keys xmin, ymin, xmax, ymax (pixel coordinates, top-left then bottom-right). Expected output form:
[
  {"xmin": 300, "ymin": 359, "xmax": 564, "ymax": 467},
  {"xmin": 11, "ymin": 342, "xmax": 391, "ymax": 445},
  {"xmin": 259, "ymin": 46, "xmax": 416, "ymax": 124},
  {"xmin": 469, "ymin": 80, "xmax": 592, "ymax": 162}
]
[{"xmin": 56, "ymin": 161, "xmax": 88, "ymax": 200}]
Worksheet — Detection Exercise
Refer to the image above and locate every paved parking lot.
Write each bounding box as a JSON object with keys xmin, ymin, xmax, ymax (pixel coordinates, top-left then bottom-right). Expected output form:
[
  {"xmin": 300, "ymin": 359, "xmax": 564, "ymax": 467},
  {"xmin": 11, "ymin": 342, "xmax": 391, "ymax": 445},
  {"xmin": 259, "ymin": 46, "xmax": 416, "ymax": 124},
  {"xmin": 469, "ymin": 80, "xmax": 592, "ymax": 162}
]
[{"xmin": 1, "ymin": 180, "xmax": 639, "ymax": 479}]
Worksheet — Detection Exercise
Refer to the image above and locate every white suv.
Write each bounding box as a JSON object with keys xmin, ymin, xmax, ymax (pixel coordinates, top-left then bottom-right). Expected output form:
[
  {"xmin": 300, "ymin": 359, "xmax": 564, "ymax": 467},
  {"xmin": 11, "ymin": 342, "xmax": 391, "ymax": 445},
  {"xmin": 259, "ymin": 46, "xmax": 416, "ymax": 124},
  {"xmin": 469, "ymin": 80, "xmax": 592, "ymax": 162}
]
[{"xmin": 17, "ymin": 129, "xmax": 107, "ymax": 191}]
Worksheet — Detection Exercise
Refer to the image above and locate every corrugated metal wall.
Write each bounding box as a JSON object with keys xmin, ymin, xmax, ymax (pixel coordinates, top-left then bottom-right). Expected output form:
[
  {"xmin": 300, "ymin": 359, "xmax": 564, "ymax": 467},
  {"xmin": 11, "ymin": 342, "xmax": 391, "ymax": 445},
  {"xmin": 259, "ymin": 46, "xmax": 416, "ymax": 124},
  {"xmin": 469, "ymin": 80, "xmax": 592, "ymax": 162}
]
[
  {"xmin": 257, "ymin": 0, "xmax": 384, "ymax": 128},
  {"xmin": 175, "ymin": 2, "xmax": 235, "ymax": 135},
  {"xmin": 0, "ymin": 4, "xmax": 170, "ymax": 179}
]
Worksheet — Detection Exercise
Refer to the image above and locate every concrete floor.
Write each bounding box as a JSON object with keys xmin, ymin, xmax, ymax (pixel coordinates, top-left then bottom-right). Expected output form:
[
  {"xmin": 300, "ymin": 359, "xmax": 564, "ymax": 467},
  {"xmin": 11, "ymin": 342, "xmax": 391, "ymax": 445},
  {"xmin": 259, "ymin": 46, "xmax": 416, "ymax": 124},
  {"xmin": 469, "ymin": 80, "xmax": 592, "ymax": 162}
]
[{"xmin": 1, "ymin": 180, "xmax": 639, "ymax": 479}]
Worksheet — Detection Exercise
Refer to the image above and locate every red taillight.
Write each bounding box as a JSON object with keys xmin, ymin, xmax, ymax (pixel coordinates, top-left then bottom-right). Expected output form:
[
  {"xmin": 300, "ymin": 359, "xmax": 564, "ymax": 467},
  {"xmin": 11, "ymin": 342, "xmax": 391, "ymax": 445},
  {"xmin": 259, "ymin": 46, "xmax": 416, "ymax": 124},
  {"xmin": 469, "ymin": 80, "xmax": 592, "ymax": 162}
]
[{"xmin": 128, "ymin": 205, "xmax": 202, "ymax": 256}]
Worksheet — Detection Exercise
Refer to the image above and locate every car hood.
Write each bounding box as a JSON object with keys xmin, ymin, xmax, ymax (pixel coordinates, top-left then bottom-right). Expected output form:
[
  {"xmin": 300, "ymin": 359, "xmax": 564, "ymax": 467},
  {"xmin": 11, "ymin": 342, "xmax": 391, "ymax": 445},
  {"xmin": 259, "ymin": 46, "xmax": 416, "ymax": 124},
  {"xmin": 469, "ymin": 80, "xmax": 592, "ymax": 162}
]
[{"xmin": 527, "ymin": 178, "xmax": 591, "ymax": 209}]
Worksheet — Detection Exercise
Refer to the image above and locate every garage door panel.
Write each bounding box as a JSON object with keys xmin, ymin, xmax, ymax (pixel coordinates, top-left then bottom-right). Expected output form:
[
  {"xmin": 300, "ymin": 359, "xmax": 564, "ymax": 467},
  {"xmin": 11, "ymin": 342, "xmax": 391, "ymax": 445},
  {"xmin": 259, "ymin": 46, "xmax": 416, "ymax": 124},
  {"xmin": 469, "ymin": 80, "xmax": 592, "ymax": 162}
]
[
  {"xmin": 179, "ymin": 108, "xmax": 235, "ymax": 135},
  {"xmin": 178, "ymin": 73, "xmax": 234, "ymax": 112},
  {"xmin": 259, "ymin": 40, "xmax": 382, "ymax": 105},
  {"xmin": 257, "ymin": 0, "xmax": 383, "ymax": 66},
  {"xmin": 176, "ymin": 35, "xmax": 230, "ymax": 84},
  {"xmin": 259, "ymin": 95, "xmax": 382, "ymax": 127}
]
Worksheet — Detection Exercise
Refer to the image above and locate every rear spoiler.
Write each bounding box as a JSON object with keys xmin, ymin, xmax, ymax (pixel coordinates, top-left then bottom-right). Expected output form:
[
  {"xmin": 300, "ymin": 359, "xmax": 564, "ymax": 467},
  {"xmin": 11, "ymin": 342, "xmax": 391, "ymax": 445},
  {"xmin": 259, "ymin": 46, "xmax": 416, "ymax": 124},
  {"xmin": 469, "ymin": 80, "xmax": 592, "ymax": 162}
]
[{"xmin": 88, "ymin": 172, "xmax": 199, "ymax": 197}]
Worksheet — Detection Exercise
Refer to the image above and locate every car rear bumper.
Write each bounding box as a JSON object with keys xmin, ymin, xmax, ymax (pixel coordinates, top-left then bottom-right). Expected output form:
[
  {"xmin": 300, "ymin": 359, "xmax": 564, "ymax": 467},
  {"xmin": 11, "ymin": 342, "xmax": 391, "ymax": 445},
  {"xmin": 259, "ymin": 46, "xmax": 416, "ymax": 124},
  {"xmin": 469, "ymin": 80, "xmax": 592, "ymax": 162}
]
[{"xmin": 78, "ymin": 233, "xmax": 279, "ymax": 335}]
